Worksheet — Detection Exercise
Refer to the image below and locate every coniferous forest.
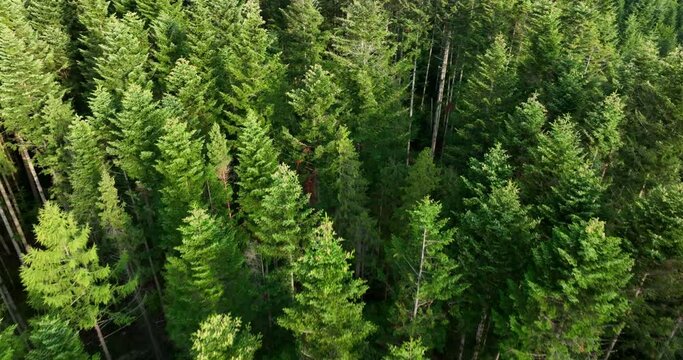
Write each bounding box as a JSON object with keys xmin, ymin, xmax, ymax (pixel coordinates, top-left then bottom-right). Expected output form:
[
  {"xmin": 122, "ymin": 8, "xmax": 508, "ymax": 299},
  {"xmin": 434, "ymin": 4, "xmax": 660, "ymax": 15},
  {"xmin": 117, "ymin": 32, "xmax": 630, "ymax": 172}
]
[{"xmin": 2, "ymin": 0, "xmax": 683, "ymax": 358}]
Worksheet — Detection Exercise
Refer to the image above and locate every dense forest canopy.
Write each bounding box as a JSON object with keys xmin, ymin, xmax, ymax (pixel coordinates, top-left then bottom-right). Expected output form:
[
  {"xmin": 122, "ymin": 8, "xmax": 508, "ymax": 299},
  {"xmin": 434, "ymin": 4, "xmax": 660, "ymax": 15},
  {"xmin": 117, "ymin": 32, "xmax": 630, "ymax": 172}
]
[{"xmin": 1, "ymin": 0, "xmax": 683, "ymax": 358}]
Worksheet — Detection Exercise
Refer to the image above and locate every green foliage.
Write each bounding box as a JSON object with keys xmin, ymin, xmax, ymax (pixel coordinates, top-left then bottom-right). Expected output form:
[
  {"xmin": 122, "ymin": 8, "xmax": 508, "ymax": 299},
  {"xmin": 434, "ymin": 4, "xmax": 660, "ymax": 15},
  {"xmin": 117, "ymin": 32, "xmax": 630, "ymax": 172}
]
[
  {"xmin": 280, "ymin": 0, "xmax": 327, "ymax": 82},
  {"xmin": 401, "ymin": 149, "xmax": 441, "ymax": 209},
  {"xmin": 0, "ymin": 322, "xmax": 22, "ymax": 360},
  {"xmin": 501, "ymin": 94, "xmax": 548, "ymax": 168},
  {"xmin": 508, "ymin": 219, "xmax": 633, "ymax": 358},
  {"xmin": 20, "ymin": 203, "xmax": 112, "ymax": 330},
  {"xmin": 205, "ymin": 123, "xmax": 234, "ymax": 219},
  {"xmin": 235, "ymin": 111, "xmax": 279, "ymax": 229},
  {"xmin": 390, "ymin": 197, "xmax": 462, "ymax": 350},
  {"xmin": 192, "ymin": 313, "xmax": 261, "ymax": 360},
  {"xmin": 68, "ymin": 120, "xmax": 104, "ymax": 227},
  {"xmin": 150, "ymin": 3, "xmax": 188, "ymax": 91},
  {"xmin": 384, "ymin": 338, "xmax": 427, "ymax": 360},
  {"xmin": 164, "ymin": 207, "xmax": 251, "ymax": 352},
  {"xmin": 155, "ymin": 118, "xmax": 205, "ymax": 249},
  {"xmin": 26, "ymin": 315, "xmax": 90, "ymax": 360},
  {"xmin": 279, "ymin": 219, "xmax": 375, "ymax": 359}
]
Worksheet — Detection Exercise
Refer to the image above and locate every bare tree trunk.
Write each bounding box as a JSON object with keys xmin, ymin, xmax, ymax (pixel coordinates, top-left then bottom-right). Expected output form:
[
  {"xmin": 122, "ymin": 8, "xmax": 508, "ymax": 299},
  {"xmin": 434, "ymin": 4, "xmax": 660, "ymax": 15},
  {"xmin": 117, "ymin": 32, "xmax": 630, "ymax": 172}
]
[
  {"xmin": 0, "ymin": 179, "xmax": 27, "ymax": 251},
  {"xmin": 0, "ymin": 201, "xmax": 23, "ymax": 258},
  {"xmin": 0, "ymin": 233, "xmax": 10, "ymax": 254},
  {"xmin": 441, "ymin": 45, "xmax": 459, "ymax": 161},
  {"xmin": 412, "ymin": 228, "xmax": 428, "ymax": 320},
  {"xmin": 0, "ymin": 274, "xmax": 25, "ymax": 331},
  {"xmin": 420, "ymin": 35, "xmax": 435, "ymax": 109},
  {"xmin": 458, "ymin": 333, "xmax": 466, "ymax": 360},
  {"xmin": 431, "ymin": 31, "xmax": 451, "ymax": 157},
  {"xmin": 1, "ymin": 175, "xmax": 20, "ymax": 217},
  {"xmin": 603, "ymin": 273, "xmax": 649, "ymax": 360},
  {"xmin": 472, "ymin": 310, "xmax": 489, "ymax": 360},
  {"xmin": 94, "ymin": 322, "xmax": 112, "ymax": 360},
  {"xmin": 407, "ymin": 57, "xmax": 418, "ymax": 165},
  {"xmin": 17, "ymin": 138, "xmax": 46, "ymax": 204}
]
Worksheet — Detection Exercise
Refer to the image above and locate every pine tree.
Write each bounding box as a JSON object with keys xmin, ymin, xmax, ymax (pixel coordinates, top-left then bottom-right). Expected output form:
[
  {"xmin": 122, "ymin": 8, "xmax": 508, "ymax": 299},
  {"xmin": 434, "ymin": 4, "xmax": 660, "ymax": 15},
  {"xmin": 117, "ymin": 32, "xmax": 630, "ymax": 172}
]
[
  {"xmin": 205, "ymin": 123, "xmax": 234, "ymax": 219},
  {"xmin": 254, "ymin": 164, "xmax": 314, "ymax": 294},
  {"xmin": 278, "ymin": 219, "xmax": 375, "ymax": 359},
  {"xmin": 67, "ymin": 120, "xmax": 105, "ymax": 227},
  {"xmin": 25, "ymin": 0, "xmax": 71, "ymax": 76},
  {"xmin": 390, "ymin": 197, "xmax": 463, "ymax": 350},
  {"xmin": 26, "ymin": 315, "xmax": 90, "ymax": 360},
  {"xmin": 280, "ymin": 0, "xmax": 327, "ymax": 82},
  {"xmin": 75, "ymin": 0, "xmax": 109, "ymax": 94},
  {"xmin": 235, "ymin": 111, "xmax": 279, "ymax": 229},
  {"xmin": 192, "ymin": 313, "xmax": 261, "ymax": 360},
  {"xmin": 94, "ymin": 13, "xmax": 150, "ymax": 103},
  {"xmin": 501, "ymin": 94, "xmax": 547, "ymax": 168},
  {"xmin": 150, "ymin": 2, "xmax": 189, "ymax": 91},
  {"xmin": 163, "ymin": 58, "xmax": 219, "ymax": 136},
  {"xmin": 582, "ymin": 93, "xmax": 625, "ymax": 177},
  {"xmin": 155, "ymin": 118, "xmax": 205, "ymax": 249},
  {"xmin": 108, "ymin": 84, "xmax": 164, "ymax": 186},
  {"xmin": 450, "ymin": 35, "xmax": 518, "ymax": 164},
  {"xmin": 164, "ymin": 208, "xmax": 250, "ymax": 352},
  {"xmin": 507, "ymin": 219, "xmax": 633, "ymax": 358},
  {"xmin": 20, "ymin": 202, "xmax": 118, "ymax": 360},
  {"xmin": 384, "ymin": 338, "xmax": 427, "ymax": 360},
  {"xmin": 332, "ymin": 126, "xmax": 376, "ymax": 277},
  {"xmin": 523, "ymin": 117, "xmax": 605, "ymax": 234},
  {"xmin": 401, "ymin": 149, "xmax": 441, "ymax": 210}
]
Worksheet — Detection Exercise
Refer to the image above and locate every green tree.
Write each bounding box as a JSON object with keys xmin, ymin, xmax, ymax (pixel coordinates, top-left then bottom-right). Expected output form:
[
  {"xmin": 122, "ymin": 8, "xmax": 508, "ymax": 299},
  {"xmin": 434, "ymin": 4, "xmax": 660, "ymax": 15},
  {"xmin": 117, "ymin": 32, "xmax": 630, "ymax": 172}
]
[
  {"xmin": 501, "ymin": 94, "xmax": 547, "ymax": 168},
  {"xmin": 278, "ymin": 219, "xmax": 375, "ymax": 359},
  {"xmin": 205, "ymin": 123, "xmax": 234, "ymax": 219},
  {"xmin": 582, "ymin": 93, "xmax": 625, "ymax": 178},
  {"xmin": 235, "ymin": 111, "xmax": 279, "ymax": 230},
  {"xmin": 401, "ymin": 149, "xmax": 441, "ymax": 210},
  {"xmin": 150, "ymin": 3, "xmax": 189, "ymax": 91},
  {"xmin": 0, "ymin": 321, "xmax": 23, "ymax": 360},
  {"xmin": 24, "ymin": 0, "xmax": 71, "ymax": 77},
  {"xmin": 507, "ymin": 219, "xmax": 633, "ymax": 358},
  {"xmin": 254, "ymin": 164, "xmax": 314, "ymax": 294},
  {"xmin": 164, "ymin": 208, "xmax": 250, "ymax": 352},
  {"xmin": 75, "ymin": 0, "xmax": 109, "ymax": 94},
  {"xmin": 192, "ymin": 313, "xmax": 261, "ymax": 360},
  {"xmin": 26, "ymin": 316, "xmax": 90, "ymax": 360},
  {"xmin": 155, "ymin": 118, "xmax": 205, "ymax": 249},
  {"xmin": 390, "ymin": 197, "xmax": 463, "ymax": 350},
  {"xmin": 523, "ymin": 117, "xmax": 605, "ymax": 234},
  {"xmin": 20, "ymin": 203, "xmax": 121, "ymax": 360},
  {"xmin": 384, "ymin": 338, "xmax": 427, "ymax": 360},
  {"xmin": 67, "ymin": 120, "xmax": 105, "ymax": 227},
  {"xmin": 280, "ymin": 0, "xmax": 327, "ymax": 82}
]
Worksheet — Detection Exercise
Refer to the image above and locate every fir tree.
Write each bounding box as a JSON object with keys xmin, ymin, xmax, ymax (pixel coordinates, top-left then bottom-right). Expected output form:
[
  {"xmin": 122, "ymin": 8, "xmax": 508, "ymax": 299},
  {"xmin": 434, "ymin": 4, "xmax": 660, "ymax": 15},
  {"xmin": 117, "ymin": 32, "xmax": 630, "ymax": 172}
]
[
  {"xmin": 150, "ymin": 3, "xmax": 189, "ymax": 91},
  {"xmin": 155, "ymin": 118, "xmax": 205, "ymax": 249},
  {"xmin": 20, "ymin": 203, "xmax": 121, "ymax": 360},
  {"xmin": 75, "ymin": 0, "xmax": 109, "ymax": 94},
  {"xmin": 235, "ymin": 111, "xmax": 279, "ymax": 229},
  {"xmin": 501, "ymin": 94, "xmax": 547, "ymax": 168},
  {"xmin": 280, "ymin": 0, "xmax": 327, "ymax": 82},
  {"xmin": 582, "ymin": 93, "xmax": 625, "ymax": 177},
  {"xmin": 205, "ymin": 123, "xmax": 234, "ymax": 219},
  {"xmin": 278, "ymin": 219, "xmax": 375, "ymax": 359},
  {"xmin": 67, "ymin": 120, "xmax": 105, "ymax": 227},
  {"xmin": 164, "ymin": 208, "xmax": 250, "ymax": 352},
  {"xmin": 26, "ymin": 315, "xmax": 90, "ymax": 360},
  {"xmin": 390, "ymin": 197, "xmax": 463, "ymax": 350},
  {"xmin": 384, "ymin": 338, "xmax": 427, "ymax": 360},
  {"xmin": 401, "ymin": 149, "xmax": 441, "ymax": 210},
  {"xmin": 192, "ymin": 313, "xmax": 261, "ymax": 360}
]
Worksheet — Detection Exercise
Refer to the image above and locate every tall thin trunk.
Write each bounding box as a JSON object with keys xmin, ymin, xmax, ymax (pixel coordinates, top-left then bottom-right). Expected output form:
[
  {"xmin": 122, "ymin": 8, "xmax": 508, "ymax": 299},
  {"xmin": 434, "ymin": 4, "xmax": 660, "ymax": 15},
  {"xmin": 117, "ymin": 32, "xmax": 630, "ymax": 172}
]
[
  {"xmin": 431, "ymin": 31, "xmax": 451, "ymax": 157},
  {"xmin": 94, "ymin": 322, "xmax": 112, "ymax": 360},
  {"xmin": 441, "ymin": 45, "xmax": 459, "ymax": 161},
  {"xmin": 0, "ymin": 179, "xmax": 28, "ymax": 251},
  {"xmin": 0, "ymin": 202, "xmax": 23, "ymax": 258},
  {"xmin": 420, "ymin": 35, "xmax": 435, "ymax": 109},
  {"xmin": 412, "ymin": 228, "xmax": 428, "ymax": 320},
  {"xmin": 0, "ymin": 250, "xmax": 14, "ymax": 287},
  {"xmin": 0, "ymin": 275, "xmax": 25, "ymax": 331},
  {"xmin": 603, "ymin": 272, "xmax": 649, "ymax": 360},
  {"xmin": 458, "ymin": 333, "xmax": 466, "ymax": 360},
  {"xmin": 17, "ymin": 138, "xmax": 46, "ymax": 204},
  {"xmin": 1, "ymin": 175, "xmax": 20, "ymax": 217},
  {"xmin": 472, "ymin": 310, "xmax": 489, "ymax": 360},
  {"xmin": 407, "ymin": 57, "xmax": 418, "ymax": 165},
  {"xmin": 0, "ymin": 234, "xmax": 10, "ymax": 254},
  {"xmin": 288, "ymin": 254, "xmax": 295, "ymax": 296}
]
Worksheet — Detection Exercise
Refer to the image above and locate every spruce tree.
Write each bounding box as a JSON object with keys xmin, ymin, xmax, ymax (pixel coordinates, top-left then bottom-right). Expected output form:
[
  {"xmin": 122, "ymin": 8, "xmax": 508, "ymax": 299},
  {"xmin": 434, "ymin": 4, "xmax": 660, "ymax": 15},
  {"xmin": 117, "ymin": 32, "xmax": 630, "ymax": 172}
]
[
  {"xmin": 26, "ymin": 315, "xmax": 90, "ymax": 360},
  {"xmin": 192, "ymin": 313, "xmax": 261, "ymax": 360},
  {"xmin": 280, "ymin": 0, "xmax": 327, "ymax": 82},
  {"xmin": 25, "ymin": 0, "xmax": 71, "ymax": 76},
  {"xmin": 384, "ymin": 338, "xmax": 427, "ymax": 360},
  {"xmin": 155, "ymin": 118, "xmax": 205, "ymax": 249},
  {"xmin": 507, "ymin": 219, "xmax": 633, "ymax": 358},
  {"xmin": 205, "ymin": 123, "xmax": 234, "ymax": 219},
  {"xmin": 164, "ymin": 208, "xmax": 250, "ymax": 352},
  {"xmin": 235, "ymin": 111, "xmax": 279, "ymax": 229},
  {"xmin": 401, "ymin": 148, "xmax": 441, "ymax": 210},
  {"xmin": 67, "ymin": 120, "xmax": 105, "ymax": 227},
  {"xmin": 582, "ymin": 93, "xmax": 625, "ymax": 177},
  {"xmin": 501, "ymin": 94, "xmax": 547, "ymax": 168},
  {"xmin": 20, "ymin": 202, "xmax": 120, "ymax": 360},
  {"xmin": 150, "ymin": 3, "xmax": 189, "ymax": 91},
  {"xmin": 75, "ymin": 0, "xmax": 109, "ymax": 94},
  {"xmin": 278, "ymin": 219, "xmax": 375, "ymax": 359},
  {"xmin": 390, "ymin": 197, "xmax": 463, "ymax": 350}
]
